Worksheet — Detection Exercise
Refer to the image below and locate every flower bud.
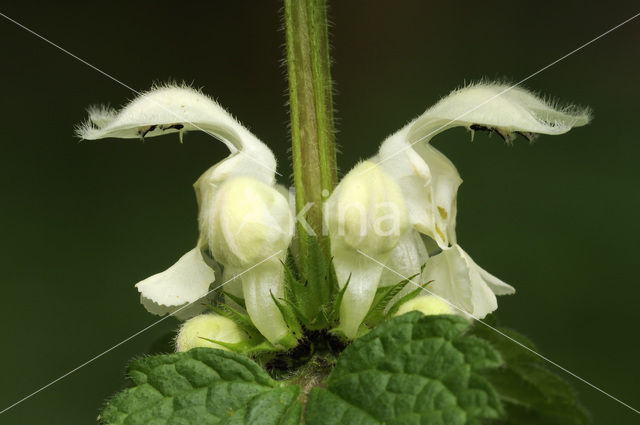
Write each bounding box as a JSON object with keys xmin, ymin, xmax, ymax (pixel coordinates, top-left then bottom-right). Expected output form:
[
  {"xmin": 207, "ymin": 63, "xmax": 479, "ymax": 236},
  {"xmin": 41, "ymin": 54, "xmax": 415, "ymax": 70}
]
[
  {"xmin": 394, "ymin": 295, "xmax": 453, "ymax": 317},
  {"xmin": 175, "ymin": 314, "xmax": 248, "ymax": 352}
]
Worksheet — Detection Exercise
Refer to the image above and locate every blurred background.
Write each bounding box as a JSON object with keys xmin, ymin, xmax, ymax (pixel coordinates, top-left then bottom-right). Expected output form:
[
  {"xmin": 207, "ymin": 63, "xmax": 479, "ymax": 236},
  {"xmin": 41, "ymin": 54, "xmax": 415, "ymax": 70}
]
[{"xmin": 0, "ymin": 1, "xmax": 638, "ymax": 423}]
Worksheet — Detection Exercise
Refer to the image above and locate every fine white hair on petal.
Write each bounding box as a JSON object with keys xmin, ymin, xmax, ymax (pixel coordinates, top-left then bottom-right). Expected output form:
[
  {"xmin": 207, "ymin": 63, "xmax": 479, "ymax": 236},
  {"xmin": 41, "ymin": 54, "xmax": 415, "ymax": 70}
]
[
  {"xmin": 85, "ymin": 104, "xmax": 117, "ymax": 128},
  {"xmin": 77, "ymin": 83, "xmax": 237, "ymax": 143},
  {"xmin": 375, "ymin": 82, "xmax": 590, "ymax": 248},
  {"xmin": 406, "ymin": 82, "xmax": 591, "ymax": 144},
  {"xmin": 75, "ymin": 84, "xmax": 277, "ymax": 185}
]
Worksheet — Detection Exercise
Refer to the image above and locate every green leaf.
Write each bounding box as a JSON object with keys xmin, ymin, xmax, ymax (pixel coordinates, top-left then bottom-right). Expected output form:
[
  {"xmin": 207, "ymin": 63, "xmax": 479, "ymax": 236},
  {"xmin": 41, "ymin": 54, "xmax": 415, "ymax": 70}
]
[
  {"xmin": 282, "ymin": 260, "xmax": 316, "ymax": 330},
  {"xmin": 385, "ymin": 280, "xmax": 432, "ymax": 318},
  {"xmin": 99, "ymin": 348, "xmax": 301, "ymax": 425},
  {"xmin": 301, "ymin": 237, "xmax": 333, "ymax": 329},
  {"xmin": 284, "ymin": 249, "xmax": 301, "ymax": 282},
  {"xmin": 328, "ymin": 273, "xmax": 350, "ymax": 325},
  {"xmin": 363, "ymin": 275, "xmax": 415, "ymax": 327},
  {"xmin": 270, "ymin": 291, "xmax": 304, "ymax": 342},
  {"xmin": 470, "ymin": 323, "xmax": 591, "ymax": 424},
  {"xmin": 222, "ymin": 291, "xmax": 246, "ymax": 310},
  {"xmin": 305, "ymin": 313, "xmax": 504, "ymax": 425},
  {"xmin": 206, "ymin": 304, "xmax": 262, "ymax": 342},
  {"xmin": 283, "ymin": 240, "xmax": 331, "ymax": 329}
]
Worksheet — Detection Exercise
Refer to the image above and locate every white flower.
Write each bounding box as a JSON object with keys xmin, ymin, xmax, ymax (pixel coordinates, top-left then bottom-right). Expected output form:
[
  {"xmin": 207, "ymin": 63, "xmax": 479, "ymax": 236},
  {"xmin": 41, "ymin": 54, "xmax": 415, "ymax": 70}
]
[
  {"xmin": 78, "ymin": 85, "xmax": 294, "ymax": 345},
  {"xmin": 175, "ymin": 314, "xmax": 249, "ymax": 352},
  {"xmin": 208, "ymin": 176, "xmax": 294, "ymax": 345},
  {"xmin": 375, "ymin": 83, "xmax": 590, "ymax": 250},
  {"xmin": 333, "ymin": 83, "xmax": 589, "ymax": 325},
  {"xmin": 80, "ymin": 82, "xmax": 591, "ymax": 343},
  {"xmin": 325, "ymin": 161, "xmax": 408, "ymax": 338}
]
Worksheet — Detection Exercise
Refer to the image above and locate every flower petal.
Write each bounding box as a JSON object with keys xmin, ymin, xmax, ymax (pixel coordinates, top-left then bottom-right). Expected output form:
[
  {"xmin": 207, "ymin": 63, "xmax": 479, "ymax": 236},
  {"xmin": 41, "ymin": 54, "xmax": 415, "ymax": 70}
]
[
  {"xmin": 206, "ymin": 176, "xmax": 294, "ymax": 269},
  {"xmin": 376, "ymin": 141, "xmax": 461, "ymax": 248},
  {"xmin": 457, "ymin": 245, "xmax": 515, "ymax": 296},
  {"xmin": 422, "ymin": 245, "xmax": 474, "ymax": 314},
  {"xmin": 221, "ymin": 267, "xmax": 244, "ymax": 301},
  {"xmin": 240, "ymin": 262, "xmax": 291, "ymax": 346},
  {"xmin": 378, "ymin": 229, "xmax": 428, "ymax": 287},
  {"xmin": 333, "ymin": 248, "xmax": 387, "ymax": 339},
  {"xmin": 140, "ymin": 294, "xmax": 209, "ymax": 321},
  {"xmin": 136, "ymin": 247, "xmax": 216, "ymax": 311},
  {"xmin": 325, "ymin": 161, "xmax": 409, "ymax": 255},
  {"xmin": 376, "ymin": 83, "xmax": 589, "ymax": 248},
  {"xmin": 423, "ymin": 244, "xmax": 514, "ymax": 318},
  {"xmin": 77, "ymin": 84, "xmax": 277, "ymax": 184},
  {"xmin": 407, "ymin": 83, "xmax": 591, "ymax": 143}
]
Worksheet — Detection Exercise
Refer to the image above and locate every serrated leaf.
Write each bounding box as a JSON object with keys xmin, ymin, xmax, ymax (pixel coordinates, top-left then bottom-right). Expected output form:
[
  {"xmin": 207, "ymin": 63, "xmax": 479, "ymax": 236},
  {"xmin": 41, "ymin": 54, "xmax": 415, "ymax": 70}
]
[
  {"xmin": 470, "ymin": 323, "xmax": 591, "ymax": 425},
  {"xmin": 453, "ymin": 336, "xmax": 503, "ymax": 371},
  {"xmin": 471, "ymin": 325, "xmax": 539, "ymax": 364},
  {"xmin": 305, "ymin": 313, "xmax": 504, "ymax": 425},
  {"xmin": 99, "ymin": 348, "xmax": 301, "ymax": 425}
]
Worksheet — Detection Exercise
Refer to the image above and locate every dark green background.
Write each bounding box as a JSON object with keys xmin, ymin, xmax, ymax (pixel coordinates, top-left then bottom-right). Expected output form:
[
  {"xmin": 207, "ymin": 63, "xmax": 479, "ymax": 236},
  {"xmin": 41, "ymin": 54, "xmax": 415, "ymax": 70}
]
[{"xmin": 1, "ymin": 1, "xmax": 638, "ymax": 424}]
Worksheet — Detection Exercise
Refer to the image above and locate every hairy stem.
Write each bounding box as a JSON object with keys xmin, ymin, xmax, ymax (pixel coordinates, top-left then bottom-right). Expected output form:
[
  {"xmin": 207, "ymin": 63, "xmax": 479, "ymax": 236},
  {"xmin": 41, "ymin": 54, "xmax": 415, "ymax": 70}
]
[{"xmin": 284, "ymin": 0, "xmax": 337, "ymax": 264}]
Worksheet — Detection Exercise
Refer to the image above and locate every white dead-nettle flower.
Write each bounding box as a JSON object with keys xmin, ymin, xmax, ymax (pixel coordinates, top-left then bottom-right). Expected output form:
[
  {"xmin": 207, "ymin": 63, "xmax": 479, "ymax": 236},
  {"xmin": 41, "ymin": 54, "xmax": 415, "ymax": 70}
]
[
  {"xmin": 77, "ymin": 85, "xmax": 294, "ymax": 345},
  {"xmin": 207, "ymin": 177, "xmax": 294, "ymax": 344},
  {"xmin": 175, "ymin": 314, "xmax": 249, "ymax": 352},
  {"xmin": 329, "ymin": 83, "xmax": 590, "ymax": 332},
  {"xmin": 79, "ymin": 82, "xmax": 590, "ymax": 344}
]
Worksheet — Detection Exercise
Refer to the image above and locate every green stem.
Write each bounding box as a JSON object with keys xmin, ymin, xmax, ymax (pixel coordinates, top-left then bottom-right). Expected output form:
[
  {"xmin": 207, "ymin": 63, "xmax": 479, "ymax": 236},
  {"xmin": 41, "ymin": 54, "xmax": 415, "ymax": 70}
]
[{"xmin": 284, "ymin": 0, "xmax": 337, "ymax": 264}]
